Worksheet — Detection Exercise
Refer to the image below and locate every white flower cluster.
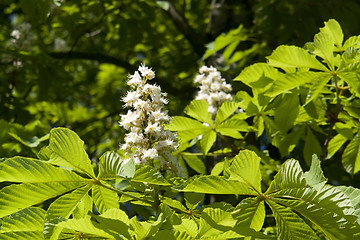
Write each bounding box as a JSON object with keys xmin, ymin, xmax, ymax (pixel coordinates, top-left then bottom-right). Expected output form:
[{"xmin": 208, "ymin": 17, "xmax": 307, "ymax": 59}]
[
  {"xmin": 194, "ymin": 66, "xmax": 232, "ymax": 117},
  {"xmin": 119, "ymin": 64, "xmax": 183, "ymax": 176}
]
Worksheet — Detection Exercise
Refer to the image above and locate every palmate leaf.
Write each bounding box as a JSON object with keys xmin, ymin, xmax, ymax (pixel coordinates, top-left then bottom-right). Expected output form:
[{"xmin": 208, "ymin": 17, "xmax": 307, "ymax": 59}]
[
  {"xmin": 0, "ymin": 182, "xmax": 88, "ymax": 219},
  {"xmin": 320, "ymin": 19, "xmax": 343, "ymax": 49},
  {"xmin": 132, "ymin": 165, "xmax": 170, "ymax": 185},
  {"xmin": 57, "ymin": 218, "xmax": 115, "ymax": 239},
  {"xmin": 337, "ymin": 186, "xmax": 360, "ymax": 224},
  {"xmin": 0, "ymin": 207, "xmax": 45, "ymax": 240},
  {"xmin": 267, "ymin": 45, "xmax": 329, "ymax": 71},
  {"xmin": 215, "ymin": 102, "xmax": 241, "ymax": 125},
  {"xmin": 198, "ymin": 207, "xmax": 236, "ymax": 238},
  {"xmin": 44, "ymin": 184, "xmax": 92, "ymax": 240},
  {"xmin": 184, "ymin": 100, "xmax": 213, "ymax": 126},
  {"xmin": 149, "ymin": 229, "xmax": 194, "ymax": 240},
  {"xmin": 266, "ymin": 157, "xmax": 358, "ymax": 239},
  {"xmin": 130, "ymin": 217, "xmax": 162, "ymax": 240},
  {"xmin": 266, "ymin": 159, "xmax": 307, "ymax": 194},
  {"xmin": 98, "ymin": 151, "xmax": 135, "ymax": 179},
  {"xmin": 215, "ymin": 119, "xmax": 249, "ymax": 139},
  {"xmin": 269, "ymin": 185, "xmax": 358, "ymax": 240},
  {"xmin": 166, "ymin": 116, "xmax": 208, "ymax": 142},
  {"xmin": 227, "ymin": 150, "xmax": 262, "ymax": 194},
  {"xmin": 181, "ymin": 154, "xmax": 206, "ymax": 174},
  {"xmin": 199, "ymin": 129, "xmax": 216, "ymax": 155},
  {"xmin": 267, "ymin": 71, "xmax": 330, "ymax": 97},
  {"xmin": 181, "ymin": 175, "xmax": 258, "ymax": 195},
  {"xmin": 46, "ymin": 127, "xmax": 95, "ymax": 178},
  {"xmin": 91, "ymin": 208, "xmax": 131, "ymax": 239},
  {"xmin": 313, "ymin": 31, "xmax": 335, "ymax": 69},
  {"xmin": 274, "ymin": 93, "xmax": 300, "ymax": 134},
  {"xmin": 234, "ymin": 63, "xmax": 278, "ymax": 94},
  {"xmin": 342, "ymin": 132, "xmax": 360, "ymax": 175},
  {"xmin": 232, "ymin": 197, "xmax": 265, "ymax": 231},
  {"xmin": 172, "ymin": 219, "xmax": 198, "ymax": 238},
  {"xmin": 0, "ymin": 157, "xmax": 90, "ymax": 218},
  {"xmin": 92, "ymin": 183, "xmax": 119, "ymax": 214},
  {"xmin": 267, "ymin": 201, "xmax": 319, "ymax": 240}
]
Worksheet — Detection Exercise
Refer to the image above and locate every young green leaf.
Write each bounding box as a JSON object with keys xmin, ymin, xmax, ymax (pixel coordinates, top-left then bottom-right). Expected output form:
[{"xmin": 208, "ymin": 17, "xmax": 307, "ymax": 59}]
[
  {"xmin": 232, "ymin": 197, "xmax": 265, "ymax": 231},
  {"xmin": 198, "ymin": 207, "xmax": 236, "ymax": 238},
  {"xmin": 304, "ymin": 154, "xmax": 327, "ymax": 190},
  {"xmin": 44, "ymin": 184, "xmax": 92, "ymax": 240},
  {"xmin": 215, "ymin": 102, "xmax": 240, "ymax": 125},
  {"xmin": 228, "ymin": 150, "xmax": 262, "ymax": 194},
  {"xmin": 199, "ymin": 129, "xmax": 216, "ymax": 155},
  {"xmin": 98, "ymin": 151, "xmax": 135, "ymax": 179},
  {"xmin": 267, "ymin": 201, "xmax": 319, "ymax": 240},
  {"xmin": 132, "ymin": 166, "xmax": 170, "ymax": 185},
  {"xmin": 0, "ymin": 207, "xmax": 45, "ymax": 240},
  {"xmin": 342, "ymin": 132, "xmax": 360, "ymax": 175},
  {"xmin": 92, "ymin": 183, "xmax": 119, "ymax": 214},
  {"xmin": 182, "ymin": 175, "xmax": 258, "ymax": 195},
  {"xmin": 184, "ymin": 100, "xmax": 213, "ymax": 126},
  {"xmin": 166, "ymin": 116, "xmax": 209, "ymax": 142},
  {"xmin": 46, "ymin": 127, "xmax": 95, "ymax": 178},
  {"xmin": 274, "ymin": 93, "xmax": 300, "ymax": 134},
  {"xmin": 267, "ymin": 45, "xmax": 329, "ymax": 71}
]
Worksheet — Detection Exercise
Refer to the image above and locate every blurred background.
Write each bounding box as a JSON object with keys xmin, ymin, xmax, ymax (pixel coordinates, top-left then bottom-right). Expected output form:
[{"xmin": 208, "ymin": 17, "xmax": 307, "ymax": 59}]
[{"xmin": 1, "ymin": 0, "xmax": 359, "ymax": 163}]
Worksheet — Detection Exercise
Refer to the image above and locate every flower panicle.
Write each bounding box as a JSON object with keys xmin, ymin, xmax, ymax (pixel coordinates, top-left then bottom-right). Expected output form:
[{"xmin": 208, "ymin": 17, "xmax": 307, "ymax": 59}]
[{"xmin": 119, "ymin": 64, "xmax": 184, "ymax": 177}]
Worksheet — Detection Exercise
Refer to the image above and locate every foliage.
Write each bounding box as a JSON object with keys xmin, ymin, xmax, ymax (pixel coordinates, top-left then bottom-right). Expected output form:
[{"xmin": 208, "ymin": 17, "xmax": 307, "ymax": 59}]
[{"xmin": 1, "ymin": 1, "xmax": 360, "ymax": 239}]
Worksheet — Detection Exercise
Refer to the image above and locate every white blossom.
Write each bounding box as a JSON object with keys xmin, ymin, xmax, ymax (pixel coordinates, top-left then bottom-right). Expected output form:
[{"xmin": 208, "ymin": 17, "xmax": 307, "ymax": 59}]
[
  {"xmin": 194, "ymin": 66, "xmax": 233, "ymax": 117},
  {"xmin": 119, "ymin": 64, "xmax": 184, "ymax": 177}
]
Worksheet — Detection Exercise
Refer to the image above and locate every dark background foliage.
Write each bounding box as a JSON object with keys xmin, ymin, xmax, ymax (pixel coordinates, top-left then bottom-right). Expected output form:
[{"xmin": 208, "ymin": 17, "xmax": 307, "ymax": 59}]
[{"xmin": 1, "ymin": 0, "xmax": 360, "ymax": 182}]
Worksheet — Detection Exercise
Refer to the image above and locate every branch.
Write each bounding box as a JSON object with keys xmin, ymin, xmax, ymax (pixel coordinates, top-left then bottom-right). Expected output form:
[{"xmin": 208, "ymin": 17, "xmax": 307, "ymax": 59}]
[
  {"xmin": 47, "ymin": 51, "xmax": 136, "ymax": 71},
  {"xmin": 162, "ymin": 1, "xmax": 207, "ymax": 57}
]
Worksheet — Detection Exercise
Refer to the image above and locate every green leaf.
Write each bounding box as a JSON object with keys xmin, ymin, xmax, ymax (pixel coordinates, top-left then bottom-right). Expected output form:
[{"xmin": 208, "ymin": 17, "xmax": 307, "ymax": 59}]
[
  {"xmin": 149, "ymin": 229, "xmax": 194, "ymax": 240},
  {"xmin": 181, "ymin": 154, "xmax": 206, "ymax": 174},
  {"xmin": 227, "ymin": 150, "xmax": 262, "ymax": 194},
  {"xmin": 200, "ymin": 130, "xmax": 216, "ymax": 155},
  {"xmin": 234, "ymin": 63, "xmax": 278, "ymax": 93},
  {"xmin": 185, "ymin": 100, "xmax": 213, "ymax": 125},
  {"xmin": 215, "ymin": 102, "xmax": 240, "ymax": 125},
  {"xmin": 0, "ymin": 207, "xmax": 45, "ymax": 240},
  {"xmin": 132, "ymin": 166, "xmax": 170, "ymax": 185},
  {"xmin": 215, "ymin": 119, "xmax": 249, "ymax": 139},
  {"xmin": 338, "ymin": 72, "xmax": 360, "ymax": 97},
  {"xmin": 342, "ymin": 133, "xmax": 360, "ymax": 175},
  {"xmin": 304, "ymin": 74, "xmax": 332, "ymax": 104},
  {"xmin": 303, "ymin": 127, "xmax": 322, "ymax": 166},
  {"xmin": 173, "ymin": 219, "xmax": 198, "ymax": 238},
  {"xmin": 313, "ymin": 31, "xmax": 335, "ymax": 69},
  {"xmin": 0, "ymin": 181, "xmax": 88, "ymax": 218},
  {"xmin": 92, "ymin": 184, "xmax": 119, "ymax": 214},
  {"xmin": 210, "ymin": 161, "xmax": 224, "ymax": 176},
  {"xmin": 98, "ymin": 151, "xmax": 135, "ymax": 179},
  {"xmin": 337, "ymin": 185, "xmax": 360, "ymax": 224},
  {"xmin": 267, "ymin": 45, "xmax": 329, "ymax": 71},
  {"xmin": 161, "ymin": 196, "xmax": 188, "ymax": 212},
  {"xmin": 304, "ymin": 154, "xmax": 327, "ymax": 190},
  {"xmin": 266, "ymin": 159, "xmax": 307, "ymax": 194},
  {"xmin": 267, "ymin": 201, "xmax": 319, "ymax": 240},
  {"xmin": 268, "ymin": 72, "xmax": 330, "ymax": 97},
  {"xmin": 91, "ymin": 208, "xmax": 131, "ymax": 239},
  {"xmin": 0, "ymin": 157, "xmax": 85, "ymax": 183},
  {"xmin": 166, "ymin": 116, "xmax": 208, "ymax": 142},
  {"xmin": 232, "ymin": 197, "xmax": 265, "ymax": 231},
  {"xmin": 274, "ymin": 93, "xmax": 300, "ymax": 134},
  {"xmin": 44, "ymin": 184, "xmax": 92, "ymax": 240},
  {"xmin": 203, "ymin": 25, "xmax": 246, "ymax": 60},
  {"xmin": 130, "ymin": 217, "xmax": 162, "ymax": 240},
  {"xmin": 72, "ymin": 193, "xmax": 93, "ymax": 219},
  {"xmin": 198, "ymin": 207, "xmax": 236, "ymax": 238},
  {"xmin": 269, "ymin": 185, "xmax": 358, "ymax": 240},
  {"xmin": 57, "ymin": 218, "xmax": 114, "ymax": 239},
  {"xmin": 182, "ymin": 175, "xmax": 258, "ymax": 195},
  {"xmin": 184, "ymin": 192, "xmax": 204, "ymax": 210},
  {"xmin": 46, "ymin": 128, "xmax": 95, "ymax": 178},
  {"xmin": 327, "ymin": 133, "xmax": 348, "ymax": 158},
  {"xmin": 320, "ymin": 19, "xmax": 343, "ymax": 49}
]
